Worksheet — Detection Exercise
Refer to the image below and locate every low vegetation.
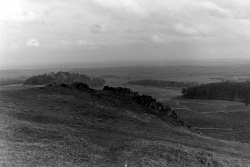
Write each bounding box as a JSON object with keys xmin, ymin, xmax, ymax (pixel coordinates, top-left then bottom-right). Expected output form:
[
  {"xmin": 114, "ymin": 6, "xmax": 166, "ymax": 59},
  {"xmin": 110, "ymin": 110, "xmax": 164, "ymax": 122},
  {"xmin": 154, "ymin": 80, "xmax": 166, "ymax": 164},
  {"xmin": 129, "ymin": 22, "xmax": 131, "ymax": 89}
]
[
  {"xmin": 23, "ymin": 71, "xmax": 106, "ymax": 87},
  {"xmin": 1, "ymin": 83, "xmax": 250, "ymax": 166},
  {"xmin": 127, "ymin": 79, "xmax": 198, "ymax": 88}
]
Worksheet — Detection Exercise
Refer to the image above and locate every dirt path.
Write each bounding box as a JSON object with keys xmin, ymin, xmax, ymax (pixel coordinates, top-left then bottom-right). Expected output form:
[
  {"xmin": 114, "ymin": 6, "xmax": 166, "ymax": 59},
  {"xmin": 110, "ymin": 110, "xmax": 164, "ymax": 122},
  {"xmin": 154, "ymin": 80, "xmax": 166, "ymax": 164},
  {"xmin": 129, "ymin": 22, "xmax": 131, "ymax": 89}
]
[
  {"xmin": 201, "ymin": 109, "xmax": 249, "ymax": 114},
  {"xmin": 174, "ymin": 100, "xmax": 200, "ymax": 113},
  {"xmin": 192, "ymin": 127, "xmax": 234, "ymax": 131},
  {"xmin": 173, "ymin": 99, "xmax": 250, "ymax": 114}
]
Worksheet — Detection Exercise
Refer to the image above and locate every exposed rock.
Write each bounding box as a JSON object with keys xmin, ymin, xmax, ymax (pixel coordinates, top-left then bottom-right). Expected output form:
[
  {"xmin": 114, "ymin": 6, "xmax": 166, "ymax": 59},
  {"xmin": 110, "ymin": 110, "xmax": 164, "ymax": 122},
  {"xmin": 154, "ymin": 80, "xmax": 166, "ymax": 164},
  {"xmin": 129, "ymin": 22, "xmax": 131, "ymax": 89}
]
[{"xmin": 103, "ymin": 85, "xmax": 192, "ymax": 129}]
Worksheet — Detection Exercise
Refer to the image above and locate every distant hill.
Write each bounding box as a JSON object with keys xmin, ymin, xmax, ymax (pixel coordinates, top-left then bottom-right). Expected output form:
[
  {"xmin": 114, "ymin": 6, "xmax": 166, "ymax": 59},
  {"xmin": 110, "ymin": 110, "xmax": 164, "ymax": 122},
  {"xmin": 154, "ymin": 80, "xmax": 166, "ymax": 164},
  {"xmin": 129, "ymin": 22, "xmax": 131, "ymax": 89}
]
[
  {"xmin": 182, "ymin": 81, "xmax": 250, "ymax": 104},
  {"xmin": 23, "ymin": 71, "xmax": 106, "ymax": 87},
  {"xmin": 127, "ymin": 79, "xmax": 198, "ymax": 88}
]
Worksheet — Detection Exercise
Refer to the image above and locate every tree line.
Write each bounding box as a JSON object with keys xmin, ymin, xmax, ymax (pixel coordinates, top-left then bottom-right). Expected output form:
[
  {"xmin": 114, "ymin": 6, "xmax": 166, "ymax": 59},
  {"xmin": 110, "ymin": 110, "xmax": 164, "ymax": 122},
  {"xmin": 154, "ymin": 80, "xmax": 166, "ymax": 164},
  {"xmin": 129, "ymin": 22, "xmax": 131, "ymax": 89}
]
[
  {"xmin": 24, "ymin": 71, "xmax": 106, "ymax": 87},
  {"xmin": 127, "ymin": 79, "xmax": 198, "ymax": 88},
  {"xmin": 182, "ymin": 81, "xmax": 250, "ymax": 105}
]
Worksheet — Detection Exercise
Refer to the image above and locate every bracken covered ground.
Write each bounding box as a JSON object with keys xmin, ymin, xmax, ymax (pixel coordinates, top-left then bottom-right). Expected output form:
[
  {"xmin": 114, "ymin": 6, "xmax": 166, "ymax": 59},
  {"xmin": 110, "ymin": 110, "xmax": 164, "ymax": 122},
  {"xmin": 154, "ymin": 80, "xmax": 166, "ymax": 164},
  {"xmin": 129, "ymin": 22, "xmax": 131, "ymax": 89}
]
[{"xmin": 0, "ymin": 84, "xmax": 250, "ymax": 166}]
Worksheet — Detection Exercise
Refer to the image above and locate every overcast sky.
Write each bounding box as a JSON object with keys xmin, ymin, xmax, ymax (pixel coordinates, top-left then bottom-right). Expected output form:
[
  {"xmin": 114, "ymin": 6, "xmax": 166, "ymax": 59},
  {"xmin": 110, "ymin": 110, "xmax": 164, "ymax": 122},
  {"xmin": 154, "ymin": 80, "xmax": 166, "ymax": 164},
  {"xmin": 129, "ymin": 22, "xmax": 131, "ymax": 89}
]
[{"xmin": 1, "ymin": 0, "xmax": 250, "ymax": 66}]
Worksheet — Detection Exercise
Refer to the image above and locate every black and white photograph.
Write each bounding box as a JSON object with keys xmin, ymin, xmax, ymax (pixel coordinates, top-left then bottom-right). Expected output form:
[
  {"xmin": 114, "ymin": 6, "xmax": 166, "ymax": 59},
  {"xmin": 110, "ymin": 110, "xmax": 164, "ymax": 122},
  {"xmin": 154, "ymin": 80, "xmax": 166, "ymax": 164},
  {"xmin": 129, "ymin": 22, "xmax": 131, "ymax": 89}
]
[{"xmin": 1, "ymin": 0, "xmax": 250, "ymax": 166}]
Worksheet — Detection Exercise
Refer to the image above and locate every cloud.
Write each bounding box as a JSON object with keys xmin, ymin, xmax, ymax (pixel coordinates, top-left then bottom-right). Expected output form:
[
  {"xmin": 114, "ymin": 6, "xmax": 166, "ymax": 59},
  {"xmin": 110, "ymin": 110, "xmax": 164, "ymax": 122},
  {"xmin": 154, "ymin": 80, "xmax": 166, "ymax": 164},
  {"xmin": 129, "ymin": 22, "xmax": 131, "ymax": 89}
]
[
  {"xmin": 94, "ymin": 0, "xmax": 149, "ymax": 18},
  {"xmin": 77, "ymin": 40, "xmax": 105, "ymax": 49},
  {"xmin": 151, "ymin": 35, "xmax": 164, "ymax": 43},
  {"xmin": 121, "ymin": 0, "xmax": 149, "ymax": 18},
  {"xmin": 0, "ymin": 0, "xmax": 39, "ymax": 22},
  {"xmin": 61, "ymin": 40, "xmax": 74, "ymax": 46},
  {"xmin": 57, "ymin": 39, "xmax": 103, "ymax": 50},
  {"xmin": 77, "ymin": 40, "xmax": 94, "ymax": 47},
  {"xmin": 9, "ymin": 43, "xmax": 21, "ymax": 49},
  {"xmin": 91, "ymin": 24, "xmax": 109, "ymax": 34},
  {"xmin": 27, "ymin": 38, "xmax": 40, "ymax": 47},
  {"xmin": 197, "ymin": 1, "xmax": 230, "ymax": 18},
  {"xmin": 16, "ymin": 10, "xmax": 38, "ymax": 22},
  {"xmin": 4, "ymin": 0, "xmax": 250, "ymax": 65},
  {"xmin": 173, "ymin": 24, "xmax": 200, "ymax": 36},
  {"xmin": 0, "ymin": 0, "xmax": 22, "ymax": 21},
  {"xmin": 124, "ymin": 27, "xmax": 142, "ymax": 34}
]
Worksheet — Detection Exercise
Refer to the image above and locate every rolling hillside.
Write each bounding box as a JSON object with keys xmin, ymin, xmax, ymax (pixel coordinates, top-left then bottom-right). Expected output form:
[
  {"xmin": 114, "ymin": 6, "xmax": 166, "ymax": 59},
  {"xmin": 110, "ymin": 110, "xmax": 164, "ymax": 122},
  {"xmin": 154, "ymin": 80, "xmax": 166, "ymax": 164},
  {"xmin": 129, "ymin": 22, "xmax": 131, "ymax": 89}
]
[{"xmin": 0, "ymin": 84, "xmax": 250, "ymax": 166}]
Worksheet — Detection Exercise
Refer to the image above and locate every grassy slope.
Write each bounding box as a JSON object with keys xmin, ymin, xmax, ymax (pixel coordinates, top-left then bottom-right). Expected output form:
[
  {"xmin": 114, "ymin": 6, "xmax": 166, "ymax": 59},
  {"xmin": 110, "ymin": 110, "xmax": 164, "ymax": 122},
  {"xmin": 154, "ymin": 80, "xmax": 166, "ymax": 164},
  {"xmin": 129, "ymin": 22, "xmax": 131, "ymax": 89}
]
[{"xmin": 0, "ymin": 85, "xmax": 250, "ymax": 166}]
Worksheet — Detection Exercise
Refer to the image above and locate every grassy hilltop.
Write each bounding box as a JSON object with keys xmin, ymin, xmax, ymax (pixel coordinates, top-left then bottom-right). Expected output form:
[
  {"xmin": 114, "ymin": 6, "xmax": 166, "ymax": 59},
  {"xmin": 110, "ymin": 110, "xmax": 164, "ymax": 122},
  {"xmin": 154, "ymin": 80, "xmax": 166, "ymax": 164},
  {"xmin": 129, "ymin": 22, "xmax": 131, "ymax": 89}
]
[{"xmin": 0, "ymin": 83, "xmax": 250, "ymax": 166}]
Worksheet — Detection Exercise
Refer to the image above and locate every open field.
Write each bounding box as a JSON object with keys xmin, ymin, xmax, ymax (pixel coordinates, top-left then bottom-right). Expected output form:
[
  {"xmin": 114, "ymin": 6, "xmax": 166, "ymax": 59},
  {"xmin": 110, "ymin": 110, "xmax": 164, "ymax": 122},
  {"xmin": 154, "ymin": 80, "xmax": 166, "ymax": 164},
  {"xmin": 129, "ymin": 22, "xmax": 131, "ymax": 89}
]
[
  {"xmin": 173, "ymin": 99, "xmax": 250, "ymax": 143},
  {"xmin": 124, "ymin": 85, "xmax": 250, "ymax": 144}
]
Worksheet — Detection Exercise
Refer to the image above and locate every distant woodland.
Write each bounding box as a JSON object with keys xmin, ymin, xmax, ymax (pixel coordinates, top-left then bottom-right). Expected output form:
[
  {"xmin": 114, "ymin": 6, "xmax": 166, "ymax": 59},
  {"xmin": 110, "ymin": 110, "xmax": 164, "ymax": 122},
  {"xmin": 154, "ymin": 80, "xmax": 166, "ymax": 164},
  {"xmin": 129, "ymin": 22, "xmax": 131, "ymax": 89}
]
[
  {"xmin": 127, "ymin": 79, "xmax": 198, "ymax": 88},
  {"xmin": 24, "ymin": 71, "xmax": 106, "ymax": 87},
  {"xmin": 99, "ymin": 75, "xmax": 120, "ymax": 79},
  {"xmin": 182, "ymin": 81, "xmax": 250, "ymax": 104}
]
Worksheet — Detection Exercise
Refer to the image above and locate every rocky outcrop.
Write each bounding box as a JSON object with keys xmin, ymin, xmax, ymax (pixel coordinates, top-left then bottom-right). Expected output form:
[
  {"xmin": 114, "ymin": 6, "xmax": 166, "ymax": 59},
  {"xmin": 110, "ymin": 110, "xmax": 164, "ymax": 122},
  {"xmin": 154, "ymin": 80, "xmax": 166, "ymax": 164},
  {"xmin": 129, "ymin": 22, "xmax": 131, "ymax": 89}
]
[
  {"xmin": 103, "ymin": 85, "xmax": 139, "ymax": 96},
  {"xmin": 46, "ymin": 84, "xmax": 193, "ymax": 130},
  {"xmin": 103, "ymin": 86, "xmax": 192, "ymax": 129}
]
